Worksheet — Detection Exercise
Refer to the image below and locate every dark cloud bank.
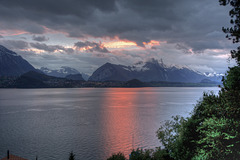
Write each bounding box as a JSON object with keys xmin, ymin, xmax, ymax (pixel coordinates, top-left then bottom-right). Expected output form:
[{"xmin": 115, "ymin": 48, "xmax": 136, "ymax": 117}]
[
  {"xmin": 0, "ymin": 0, "xmax": 236, "ymax": 74},
  {"xmin": 0, "ymin": 0, "xmax": 232, "ymax": 52}
]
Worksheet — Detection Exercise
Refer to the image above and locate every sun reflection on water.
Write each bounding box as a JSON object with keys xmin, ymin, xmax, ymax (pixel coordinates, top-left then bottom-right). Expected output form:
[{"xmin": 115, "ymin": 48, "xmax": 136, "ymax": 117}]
[{"xmin": 100, "ymin": 88, "xmax": 161, "ymax": 158}]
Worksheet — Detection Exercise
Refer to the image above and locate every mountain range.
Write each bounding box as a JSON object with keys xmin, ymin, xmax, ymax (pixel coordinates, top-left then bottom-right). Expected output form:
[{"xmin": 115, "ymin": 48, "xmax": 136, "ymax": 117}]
[
  {"xmin": 0, "ymin": 45, "xmax": 222, "ymax": 84},
  {"xmin": 89, "ymin": 58, "xmax": 222, "ymax": 83}
]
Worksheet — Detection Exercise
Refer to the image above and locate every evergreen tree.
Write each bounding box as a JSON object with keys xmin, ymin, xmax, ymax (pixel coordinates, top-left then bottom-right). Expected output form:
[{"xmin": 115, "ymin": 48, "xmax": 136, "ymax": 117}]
[{"xmin": 219, "ymin": 0, "xmax": 240, "ymax": 64}]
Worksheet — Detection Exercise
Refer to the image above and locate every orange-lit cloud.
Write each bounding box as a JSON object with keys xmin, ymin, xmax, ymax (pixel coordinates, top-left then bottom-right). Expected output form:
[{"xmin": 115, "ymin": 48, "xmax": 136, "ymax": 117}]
[
  {"xmin": 103, "ymin": 39, "xmax": 162, "ymax": 50},
  {"xmin": 143, "ymin": 40, "xmax": 160, "ymax": 46},
  {"xmin": 103, "ymin": 40, "xmax": 137, "ymax": 49},
  {"xmin": 74, "ymin": 41, "xmax": 110, "ymax": 53},
  {"xmin": 103, "ymin": 40, "xmax": 162, "ymax": 49},
  {"xmin": 77, "ymin": 46, "xmax": 94, "ymax": 51}
]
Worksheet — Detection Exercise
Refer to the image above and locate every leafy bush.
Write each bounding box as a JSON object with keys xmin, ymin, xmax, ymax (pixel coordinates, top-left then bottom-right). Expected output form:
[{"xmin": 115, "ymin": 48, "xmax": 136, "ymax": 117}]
[{"xmin": 157, "ymin": 66, "xmax": 240, "ymax": 160}]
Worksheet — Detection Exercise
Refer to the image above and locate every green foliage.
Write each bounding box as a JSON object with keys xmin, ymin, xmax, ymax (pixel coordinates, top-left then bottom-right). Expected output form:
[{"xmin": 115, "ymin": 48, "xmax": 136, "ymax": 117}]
[
  {"xmin": 107, "ymin": 152, "xmax": 127, "ymax": 160},
  {"xmin": 156, "ymin": 63, "xmax": 240, "ymax": 160},
  {"xmin": 157, "ymin": 65, "xmax": 240, "ymax": 160},
  {"xmin": 130, "ymin": 148, "xmax": 152, "ymax": 160},
  {"xmin": 156, "ymin": 116, "xmax": 193, "ymax": 159},
  {"xmin": 192, "ymin": 92, "xmax": 220, "ymax": 119},
  {"xmin": 222, "ymin": 66, "xmax": 240, "ymax": 91},
  {"xmin": 69, "ymin": 151, "xmax": 75, "ymax": 160},
  {"xmin": 157, "ymin": 116, "xmax": 185, "ymax": 149},
  {"xmin": 152, "ymin": 148, "xmax": 174, "ymax": 160},
  {"xmin": 193, "ymin": 117, "xmax": 240, "ymax": 160},
  {"xmin": 219, "ymin": 66, "xmax": 240, "ymax": 120},
  {"xmin": 157, "ymin": 91, "xmax": 221, "ymax": 160}
]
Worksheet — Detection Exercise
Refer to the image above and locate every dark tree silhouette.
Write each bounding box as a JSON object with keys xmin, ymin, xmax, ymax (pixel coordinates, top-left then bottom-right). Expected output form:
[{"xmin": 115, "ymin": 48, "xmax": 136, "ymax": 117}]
[
  {"xmin": 69, "ymin": 151, "xmax": 75, "ymax": 160},
  {"xmin": 219, "ymin": 0, "xmax": 240, "ymax": 64},
  {"xmin": 107, "ymin": 152, "xmax": 126, "ymax": 160}
]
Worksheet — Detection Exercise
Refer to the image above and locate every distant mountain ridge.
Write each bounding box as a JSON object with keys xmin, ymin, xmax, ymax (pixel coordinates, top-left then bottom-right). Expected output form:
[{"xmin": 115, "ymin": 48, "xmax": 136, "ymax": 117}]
[
  {"xmin": 89, "ymin": 58, "xmax": 222, "ymax": 83},
  {"xmin": 13, "ymin": 71, "xmax": 85, "ymax": 88},
  {"xmin": 40, "ymin": 66, "xmax": 80, "ymax": 77},
  {"xmin": 40, "ymin": 66, "xmax": 86, "ymax": 81},
  {"xmin": 0, "ymin": 45, "xmax": 35, "ymax": 76}
]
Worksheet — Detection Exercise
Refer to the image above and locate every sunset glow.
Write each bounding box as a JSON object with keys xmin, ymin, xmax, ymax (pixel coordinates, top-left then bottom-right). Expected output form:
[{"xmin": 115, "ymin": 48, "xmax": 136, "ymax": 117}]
[
  {"xmin": 101, "ymin": 88, "xmax": 139, "ymax": 156},
  {"xmin": 103, "ymin": 40, "xmax": 137, "ymax": 49},
  {"xmin": 143, "ymin": 40, "xmax": 161, "ymax": 47},
  {"xmin": 0, "ymin": 0, "xmax": 238, "ymax": 159},
  {"xmin": 77, "ymin": 46, "xmax": 94, "ymax": 51}
]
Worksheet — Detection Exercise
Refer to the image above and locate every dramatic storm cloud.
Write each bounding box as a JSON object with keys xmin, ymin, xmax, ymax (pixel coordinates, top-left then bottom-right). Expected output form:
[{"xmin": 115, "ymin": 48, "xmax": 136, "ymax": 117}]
[{"xmin": 0, "ymin": 0, "xmax": 236, "ymax": 74}]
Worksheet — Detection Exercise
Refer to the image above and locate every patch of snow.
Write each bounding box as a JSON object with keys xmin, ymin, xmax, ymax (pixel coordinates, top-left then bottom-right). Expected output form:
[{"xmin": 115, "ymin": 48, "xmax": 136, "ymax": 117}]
[
  {"xmin": 204, "ymin": 72, "xmax": 224, "ymax": 77},
  {"xmin": 122, "ymin": 66, "xmax": 131, "ymax": 71},
  {"xmin": 40, "ymin": 67, "xmax": 52, "ymax": 73},
  {"xmin": 63, "ymin": 70, "xmax": 68, "ymax": 74},
  {"xmin": 196, "ymin": 71, "xmax": 204, "ymax": 75},
  {"xmin": 141, "ymin": 66, "xmax": 150, "ymax": 71}
]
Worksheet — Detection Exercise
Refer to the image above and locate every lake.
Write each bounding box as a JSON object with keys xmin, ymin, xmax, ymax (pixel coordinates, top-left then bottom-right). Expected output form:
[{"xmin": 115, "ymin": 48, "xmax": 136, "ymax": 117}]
[{"xmin": 0, "ymin": 87, "xmax": 220, "ymax": 160}]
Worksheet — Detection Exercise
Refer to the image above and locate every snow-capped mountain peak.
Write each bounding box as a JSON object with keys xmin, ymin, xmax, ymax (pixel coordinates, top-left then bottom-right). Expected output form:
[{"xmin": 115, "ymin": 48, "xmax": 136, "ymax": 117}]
[
  {"xmin": 40, "ymin": 66, "xmax": 80, "ymax": 78},
  {"xmin": 89, "ymin": 58, "xmax": 221, "ymax": 82},
  {"xmin": 131, "ymin": 58, "xmax": 167, "ymax": 72},
  {"xmin": 59, "ymin": 66, "xmax": 80, "ymax": 74},
  {"xmin": 131, "ymin": 61, "xmax": 147, "ymax": 72}
]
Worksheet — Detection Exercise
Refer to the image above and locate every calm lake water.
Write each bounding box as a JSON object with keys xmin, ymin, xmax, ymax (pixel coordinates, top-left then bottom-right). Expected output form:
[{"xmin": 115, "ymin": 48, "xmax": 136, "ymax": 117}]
[{"xmin": 0, "ymin": 87, "xmax": 220, "ymax": 160}]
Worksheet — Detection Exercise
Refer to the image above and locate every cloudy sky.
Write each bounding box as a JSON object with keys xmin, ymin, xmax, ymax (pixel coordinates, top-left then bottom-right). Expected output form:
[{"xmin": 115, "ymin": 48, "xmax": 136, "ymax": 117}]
[{"xmin": 0, "ymin": 0, "xmax": 237, "ymax": 75}]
